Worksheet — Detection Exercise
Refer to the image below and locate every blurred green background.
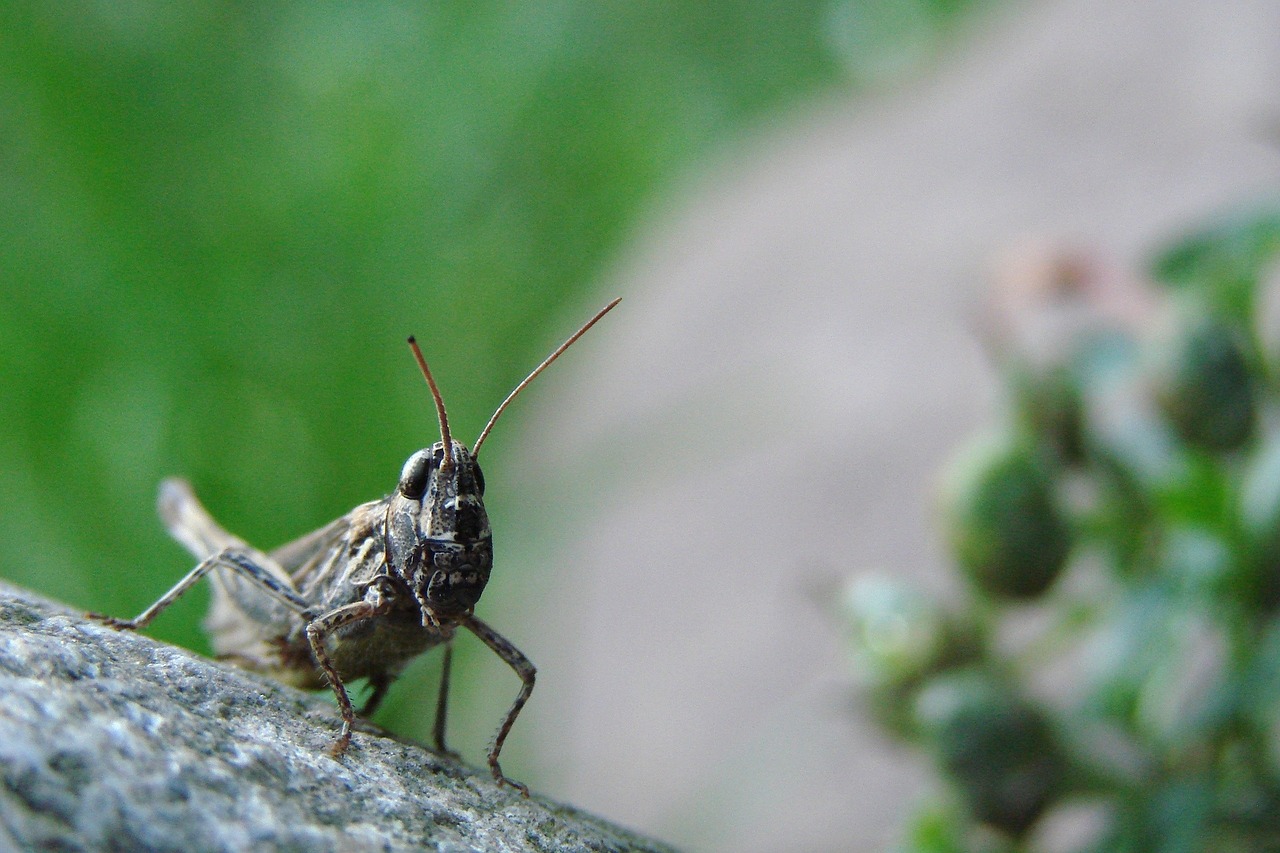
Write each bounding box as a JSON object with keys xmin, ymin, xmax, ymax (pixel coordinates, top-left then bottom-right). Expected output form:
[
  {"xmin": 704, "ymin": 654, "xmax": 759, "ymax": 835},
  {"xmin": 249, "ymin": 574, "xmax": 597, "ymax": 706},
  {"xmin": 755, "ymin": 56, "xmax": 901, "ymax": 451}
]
[{"xmin": 0, "ymin": 0, "xmax": 982, "ymax": 789}]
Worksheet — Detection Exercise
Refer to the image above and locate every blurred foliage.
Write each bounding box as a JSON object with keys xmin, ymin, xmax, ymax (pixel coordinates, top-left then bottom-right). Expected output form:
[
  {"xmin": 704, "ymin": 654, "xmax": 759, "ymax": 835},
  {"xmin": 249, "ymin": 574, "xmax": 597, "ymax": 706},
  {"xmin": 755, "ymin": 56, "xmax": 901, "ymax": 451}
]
[
  {"xmin": 839, "ymin": 200, "xmax": 1280, "ymax": 851},
  {"xmin": 0, "ymin": 0, "xmax": 984, "ymax": 786}
]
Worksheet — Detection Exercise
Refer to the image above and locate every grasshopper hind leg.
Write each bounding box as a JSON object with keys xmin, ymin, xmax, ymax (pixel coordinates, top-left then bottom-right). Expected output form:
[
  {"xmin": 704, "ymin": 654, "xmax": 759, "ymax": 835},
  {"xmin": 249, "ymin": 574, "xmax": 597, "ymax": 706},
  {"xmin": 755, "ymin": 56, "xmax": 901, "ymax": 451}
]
[{"xmin": 89, "ymin": 549, "xmax": 314, "ymax": 633}]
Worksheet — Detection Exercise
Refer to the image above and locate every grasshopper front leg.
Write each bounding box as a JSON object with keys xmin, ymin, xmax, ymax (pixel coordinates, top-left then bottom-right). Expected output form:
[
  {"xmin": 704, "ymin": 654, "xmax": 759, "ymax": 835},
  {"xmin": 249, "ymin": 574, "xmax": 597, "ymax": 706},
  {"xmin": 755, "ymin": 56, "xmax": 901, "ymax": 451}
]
[
  {"xmin": 304, "ymin": 594, "xmax": 393, "ymax": 757},
  {"xmin": 459, "ymin": 613, "xmax": 536, "ymax": 797}
]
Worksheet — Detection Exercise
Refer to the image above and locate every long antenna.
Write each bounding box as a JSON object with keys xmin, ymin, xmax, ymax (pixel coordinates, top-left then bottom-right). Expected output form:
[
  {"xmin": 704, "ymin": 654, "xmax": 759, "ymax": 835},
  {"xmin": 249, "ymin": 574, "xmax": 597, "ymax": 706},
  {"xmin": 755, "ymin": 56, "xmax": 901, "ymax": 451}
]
[
  {"xmin": 407, "ymin": 336, "xmax": 454, "ymax": 470},
  {"xmin": 472, "ymin": 297, "xmax": 621, "ymax": 457}
]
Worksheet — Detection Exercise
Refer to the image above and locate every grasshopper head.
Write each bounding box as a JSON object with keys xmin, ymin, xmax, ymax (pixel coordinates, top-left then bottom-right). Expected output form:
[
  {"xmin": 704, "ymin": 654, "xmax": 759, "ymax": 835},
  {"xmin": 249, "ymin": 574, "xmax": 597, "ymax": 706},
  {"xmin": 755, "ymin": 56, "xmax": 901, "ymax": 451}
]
[
  {"xmin": 387, "ymin": 441, "xmax": 492, "ymax": 620},
  {"xmin": 393, "ymin": 300, "xmax": 618, "ymax": 625}
]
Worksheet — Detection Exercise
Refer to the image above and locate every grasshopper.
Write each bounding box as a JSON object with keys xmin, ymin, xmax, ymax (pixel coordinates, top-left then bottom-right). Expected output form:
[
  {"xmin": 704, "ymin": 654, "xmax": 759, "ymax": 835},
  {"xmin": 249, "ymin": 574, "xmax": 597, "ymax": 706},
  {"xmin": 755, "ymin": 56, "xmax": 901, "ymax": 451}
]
[{"xmin": 91, "ymin": 298, "xmax": 620, "ymax": 796}]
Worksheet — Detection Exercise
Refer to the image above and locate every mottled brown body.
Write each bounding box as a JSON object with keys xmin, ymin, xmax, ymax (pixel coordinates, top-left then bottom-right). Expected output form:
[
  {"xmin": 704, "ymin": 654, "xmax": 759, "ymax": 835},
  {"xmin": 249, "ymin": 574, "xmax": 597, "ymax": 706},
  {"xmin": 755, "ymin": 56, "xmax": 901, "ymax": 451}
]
[
  {"xmin": 161, "ymin": 485, "xmax": 442, "ymax": 694},
  {"xmin": 90, "ymin": 298, "xmax": 620, "ymax": 797}
]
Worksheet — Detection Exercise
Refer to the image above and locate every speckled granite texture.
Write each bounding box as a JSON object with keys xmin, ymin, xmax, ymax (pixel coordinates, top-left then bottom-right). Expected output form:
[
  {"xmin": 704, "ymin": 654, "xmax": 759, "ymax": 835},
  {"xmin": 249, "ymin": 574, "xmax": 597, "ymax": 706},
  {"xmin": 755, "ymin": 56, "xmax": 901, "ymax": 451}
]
[{"xmin": 0, "ymin": 582, "xmax": 675, "ymax": 853}]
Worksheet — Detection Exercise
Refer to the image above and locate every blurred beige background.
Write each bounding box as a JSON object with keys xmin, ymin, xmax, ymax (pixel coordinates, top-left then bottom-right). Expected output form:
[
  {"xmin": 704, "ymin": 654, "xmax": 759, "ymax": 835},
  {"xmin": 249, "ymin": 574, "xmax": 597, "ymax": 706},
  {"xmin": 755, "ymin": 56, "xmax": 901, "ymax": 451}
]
[{"xmin": 491, "ymin": 0, "xmax": 1279, "ymax": 849}]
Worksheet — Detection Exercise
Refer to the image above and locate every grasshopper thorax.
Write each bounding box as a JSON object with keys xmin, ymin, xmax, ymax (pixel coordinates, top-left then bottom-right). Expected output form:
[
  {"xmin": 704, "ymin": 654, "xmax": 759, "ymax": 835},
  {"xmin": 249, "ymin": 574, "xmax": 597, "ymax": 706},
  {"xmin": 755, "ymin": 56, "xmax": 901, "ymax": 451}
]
[{"xmin": 387, "ymin": 439, "xmax": 492, "ymax": 622}]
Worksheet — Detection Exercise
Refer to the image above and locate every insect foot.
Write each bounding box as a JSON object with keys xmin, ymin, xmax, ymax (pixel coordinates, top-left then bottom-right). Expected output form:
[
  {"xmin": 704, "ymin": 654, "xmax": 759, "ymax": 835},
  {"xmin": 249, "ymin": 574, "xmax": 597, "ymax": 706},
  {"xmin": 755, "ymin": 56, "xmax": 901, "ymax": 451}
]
[
  {"xmin": 87, "ymin": 299, "xmax": 620, "ymax": 799},
  {"xmin": 85, "ymin": 613, "xmax": 140, "ymax": 631},
  {"xmin": 326, "ymin": 727, "xmax": 353, "ymax": 759}
]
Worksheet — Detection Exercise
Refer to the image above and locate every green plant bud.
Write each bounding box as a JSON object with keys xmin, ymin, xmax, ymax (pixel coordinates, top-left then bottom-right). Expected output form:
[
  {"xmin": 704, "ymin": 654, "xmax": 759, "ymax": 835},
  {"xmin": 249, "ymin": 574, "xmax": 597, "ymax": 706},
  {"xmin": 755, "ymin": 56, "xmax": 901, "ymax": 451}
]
[
  {"xmin": 941, "ymin": 430, "xmax": 1072, "ymax": 600},
  {"xmin": 1237, "ymin": 434, "xmax": 1280, "ymax": 609},
  {"xmin": 1151, "ymin": 203, "xmax": 1280, "ymax": 324},
  {"xmin": 1082, "ymin": 587, "xmax": 1230, "ymax": 751},
  {"xmin": 864, "ymin": 676, "xmax": 935, "ymax": 742},
  {"xmin": 840, "ymin": 575, "xmax": 983, "ymax": 739},
  {"xmin": 1153, "ymin": 311, "xmax": 1256, "ymax": 452},
  {"xmin": 1077, "ymin": 337, "xmax": 1187, "ymax": 505},
  {"xmin": 840, "ymin": 576, "xmax": 950, "ymax": 679},
  {"xmin": 897, "ymin": 802, "xmax": 1019, "ymax": 853},
  {"xmin": 1011, "ymin": 363, "xmax": 1086, "ymax": 465},
  {"xmin": 915, "ymin": 670, "xmax": 1065, "ymax": 835}
]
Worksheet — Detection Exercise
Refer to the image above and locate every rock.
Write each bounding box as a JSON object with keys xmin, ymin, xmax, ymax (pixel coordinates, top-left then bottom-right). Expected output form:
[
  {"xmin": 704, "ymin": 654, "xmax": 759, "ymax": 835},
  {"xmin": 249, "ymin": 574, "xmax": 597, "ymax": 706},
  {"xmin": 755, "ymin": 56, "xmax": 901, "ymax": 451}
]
[{"xmin": 0, "ymin": 581, "xmax": 675, "ymax": 853}]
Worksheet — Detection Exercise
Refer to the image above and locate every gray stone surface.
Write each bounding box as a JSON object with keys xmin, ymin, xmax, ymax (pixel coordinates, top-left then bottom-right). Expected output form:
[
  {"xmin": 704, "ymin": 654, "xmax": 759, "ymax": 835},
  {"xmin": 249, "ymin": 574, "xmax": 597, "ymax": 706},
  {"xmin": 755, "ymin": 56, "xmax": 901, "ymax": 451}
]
[{"xmin": 0, "ymin": 581, "xmax": 675, "ymax": 853}]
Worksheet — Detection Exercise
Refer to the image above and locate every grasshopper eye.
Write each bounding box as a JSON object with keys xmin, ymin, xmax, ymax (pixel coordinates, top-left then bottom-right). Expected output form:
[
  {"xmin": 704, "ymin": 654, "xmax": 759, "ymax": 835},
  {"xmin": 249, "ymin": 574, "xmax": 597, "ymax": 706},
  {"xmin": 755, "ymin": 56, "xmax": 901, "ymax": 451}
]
[
  {"xmin": 398, "ymin": 450, "xmax": 434, "ymax": 500},
  {"xmin": 473, "ymin": 461, "xmax": 485, "ymax": 495}
]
